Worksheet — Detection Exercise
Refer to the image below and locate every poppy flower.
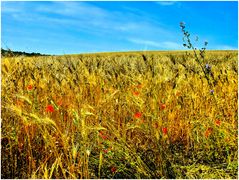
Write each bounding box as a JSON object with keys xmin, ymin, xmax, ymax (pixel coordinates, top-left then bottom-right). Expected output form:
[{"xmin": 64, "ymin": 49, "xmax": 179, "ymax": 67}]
[
  {"xmin": 154, "ymin": 122, "xmax": 159, "ymax": 129},
  {"xmin": 27, "ymin": 85, "xmax": 33, "ymax": 91},
  {"xmin": 160, "ymin": 104, "xmax": 166, "ymax": 110},
  {"xmin": 133, "ymin": 91, "xmax": 140, "ymax": 96},
  {"xmin": 137, "ymin": 84, "xmax": 142, "ymax": 89},
  {"xmin": 205, "ymin": 127, "xmax": 213, "ymax": 138},
  {"xmin": 111, "ymin": 167, "xmax": 117, "ymax": 173},
  {"xmin": 16, "ymin": 100, "xmax": 23, "ymax": 107},
  {"xmin": 103, "ymin": 149, "xmax": 108, "ymax": 154},
  {"xmin": 99, "ymin": 131, "xmax": 107, "ymax": 140},
  {"xmin": 57, "ymin": 99, "xmax": 63, "ymax": 106},
  {"xmin": 215, "ymin": 120, "xmax": 221, "ymax": 126},
  {"xmin": 101, "ymin": 135, "xmax": 107, "ymax": 140},
  {"xmin": 46, "ymin": 105, "xmax": 54, "ymax": 113},
  {"xmin": 162, "ymin": 127, "xmax": 168, "ymax": 135},
  {"xmin": 176, "ymin": 91, "xmax": 181, "ymax": 96},
  {"xmin": 134, "ymin": 112, "xmax": 142, "ymax": 119}
]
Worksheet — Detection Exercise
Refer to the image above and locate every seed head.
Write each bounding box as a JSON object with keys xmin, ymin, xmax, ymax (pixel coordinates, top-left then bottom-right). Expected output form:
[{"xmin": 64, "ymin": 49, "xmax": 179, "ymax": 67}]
[{"xmin": 86, "ymin": 149, "xmax": 91, "ymax": 156}]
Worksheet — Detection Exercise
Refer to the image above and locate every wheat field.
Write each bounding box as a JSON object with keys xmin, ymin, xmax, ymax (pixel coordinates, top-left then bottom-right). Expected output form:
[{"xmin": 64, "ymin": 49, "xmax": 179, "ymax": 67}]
[{"xmin": 1, "ymin": 50, "xmax": 238, "ymax": 178}]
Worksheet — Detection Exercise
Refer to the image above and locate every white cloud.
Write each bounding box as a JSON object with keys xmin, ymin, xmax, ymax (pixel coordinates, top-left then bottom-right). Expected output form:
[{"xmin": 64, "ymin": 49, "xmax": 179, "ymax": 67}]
[
  {"xmin": 128, "ymin": 38, "xmax": 182, "ymax": 50},
  {"xmin": 214, "ymin": 45, "xmax": 237, "ymax": 50},
  {"xmin": 5, "ymin": 1, "xmax": 175, "ymax": 40},
  {"xmin": 1, "ymin": 2, "xmax": 26, "ymax": 13},
  {"xmin": 128, "ymin": 38, "xmax": 162, "ymax": 48},
  {"xmin": 3, "ymin": 1, "xmax": 182, "ymax": 52},
  {"xmin": 156, "ymin": 1, "xmax": 177, "ymax": 6},
  {"xmin": 162, "ymin": 41, "xmax": 182, "ymax": 49},
  {"xmin": 117, "ymin": 23, "xmax": 140, "ymax": 32},
  {"xmin": 36, "ymin": 2, "xmax": 108, "ymax": 18},
  {"xmin": 2, "ymin": 6, "xmax": 22, "ymax": 13}
]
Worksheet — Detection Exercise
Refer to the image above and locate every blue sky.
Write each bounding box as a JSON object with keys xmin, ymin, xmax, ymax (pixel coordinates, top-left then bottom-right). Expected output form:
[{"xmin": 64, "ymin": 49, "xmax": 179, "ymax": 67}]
[{"xmin": 1, "ymin": 1, "xmax": 238, "ymax": 55}]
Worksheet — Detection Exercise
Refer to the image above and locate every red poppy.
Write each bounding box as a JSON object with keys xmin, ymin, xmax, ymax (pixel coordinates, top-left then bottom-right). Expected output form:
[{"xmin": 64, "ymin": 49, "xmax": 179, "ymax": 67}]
[
  {"xmin": 176, "ymin": 91, "xmax": 181, "ymax": 96},
  {"xmin": 101, "ymin": 135, "xmax": 107, "ymax": 140},
  {"xmin": 160, "ymin": 104, "xmax": 166, "ymax": 110},
  {"xmin": 215, "ymin": 120, "xmax": 221, "ymax": 126},
  {"xmin": 27, "ymin": 85, "xmax": 33, "ymax": 91},
  {"xmin": 154, "ymin": 122, "xmax": 159, "ymax": 129},
  {"xmin": 111, "ymin": 167, "xmax": 117, "ymax": 173},
  {"xmin": 103, "ymin": 149, "xmax": 108, "ymax": 154},
  {"xmin": 162, "ymin": 127, "xmax": 168, "ymax": 135},
  {"xmin": 134, "ymin": 112, "xmax": 142, "ymax": 119},
  {"xmin": 205, "ymin": 127, "xmax": 213, "ymax": 138},
  {"xmin": 137, "ymin": 84, "xmax": 143, "ymax": 89},
  {"xmin": 133, "ymin": 91, "xmax": 140, "ymax": 96},
  {"xmin": 46, "ymin": 105, "xmax": 54, "ymax": 113},
  {"xmin": 16, "ymin": 100, "xmax": 23, "ymax": 107},
  {"xmin": 99, "ymin": 131, "xmax": 107, "ymax": 140},
  {"xmin": 57, "ymin": 99, "xmax": 63, "ymax": 106}
]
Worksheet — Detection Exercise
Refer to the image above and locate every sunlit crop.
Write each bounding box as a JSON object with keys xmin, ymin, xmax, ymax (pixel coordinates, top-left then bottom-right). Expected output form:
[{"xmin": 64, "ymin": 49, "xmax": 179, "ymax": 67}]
[{"xmin": 1, "ymin": 48, "xmax": 238, "ymax": 178}]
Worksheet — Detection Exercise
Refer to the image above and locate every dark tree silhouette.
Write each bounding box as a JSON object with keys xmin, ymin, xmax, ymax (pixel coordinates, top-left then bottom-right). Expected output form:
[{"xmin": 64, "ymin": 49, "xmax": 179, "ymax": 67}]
[{"xmin": 1, "ymin": 48, "xmax": 49, "ymax": 57}]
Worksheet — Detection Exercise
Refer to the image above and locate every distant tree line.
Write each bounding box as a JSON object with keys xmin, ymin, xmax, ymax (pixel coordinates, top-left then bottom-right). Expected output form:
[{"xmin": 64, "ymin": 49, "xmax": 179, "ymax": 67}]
[{"xmin": 1, "ymin": 48, "xmax": 49, "ymax": 57}]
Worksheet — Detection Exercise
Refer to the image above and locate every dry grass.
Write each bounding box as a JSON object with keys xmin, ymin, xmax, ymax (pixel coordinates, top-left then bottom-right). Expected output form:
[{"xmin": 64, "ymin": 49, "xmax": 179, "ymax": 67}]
[{"xmin": 1, "ymin": 50, "xmax": 238, "ymax": 178}]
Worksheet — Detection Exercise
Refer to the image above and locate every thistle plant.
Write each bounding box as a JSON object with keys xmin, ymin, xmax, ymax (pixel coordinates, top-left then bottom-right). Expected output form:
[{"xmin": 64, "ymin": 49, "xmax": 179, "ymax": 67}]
[
  {"xmin": 180, "ymin": 22, "xmax": 215, "ymax": 88},
  {"xmin": 180, "ymin": 22, "xmax": 221, "ymax": 114},
  {"xmin": 179, "ymin": 23, "xmax": 238, "ymax": 171}
]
